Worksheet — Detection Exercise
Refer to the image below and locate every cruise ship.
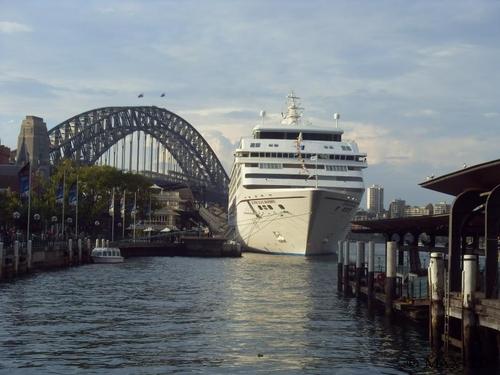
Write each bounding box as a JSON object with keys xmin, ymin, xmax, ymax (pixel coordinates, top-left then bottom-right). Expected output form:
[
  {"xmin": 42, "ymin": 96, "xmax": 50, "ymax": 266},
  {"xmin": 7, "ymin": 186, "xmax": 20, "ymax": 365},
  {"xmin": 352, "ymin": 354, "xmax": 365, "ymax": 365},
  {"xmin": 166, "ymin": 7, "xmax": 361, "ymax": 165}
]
[{"xmin": 228, "ymin": 92, "xmax": 367, "ymax": 255}]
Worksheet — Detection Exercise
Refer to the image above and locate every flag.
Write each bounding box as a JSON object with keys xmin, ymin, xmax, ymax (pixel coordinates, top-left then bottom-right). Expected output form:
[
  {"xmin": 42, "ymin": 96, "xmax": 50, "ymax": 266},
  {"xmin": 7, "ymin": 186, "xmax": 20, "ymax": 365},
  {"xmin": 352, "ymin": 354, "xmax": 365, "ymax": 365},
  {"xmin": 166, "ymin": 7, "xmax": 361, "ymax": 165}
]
[
  {"xmin": 160, "ymin": 93, "xmax": 165, "ymax": 97},
  {"xmin": 68, "ymin": 182, "xmax": 77, "ymax": 206},
  {"xmin": 55, "ymin": 179, "xmax": 64, "ymax": 204},
  {"xmin": 109, "ymin": 189, "xmax": 115, "ymax": 216},
  {"xmin": 120, "ymin": 191, "xmax": 126, "ymax": 218},
  {"xmin": 138, "ymin": 93, "xmax": 144, "ymax": 98},
  {"xmin": 18, "ymin": 162, "xmax": 30, "ymax": 198}
]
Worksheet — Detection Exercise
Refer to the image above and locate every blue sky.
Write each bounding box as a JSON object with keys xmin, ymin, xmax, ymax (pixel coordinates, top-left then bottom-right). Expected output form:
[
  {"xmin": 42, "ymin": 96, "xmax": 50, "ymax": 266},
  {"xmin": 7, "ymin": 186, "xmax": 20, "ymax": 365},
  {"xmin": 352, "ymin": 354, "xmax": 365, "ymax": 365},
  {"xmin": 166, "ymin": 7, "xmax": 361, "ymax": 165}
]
[{"xmin": 1, "ymin": 0, "xmax": 499, "ymax": 207}]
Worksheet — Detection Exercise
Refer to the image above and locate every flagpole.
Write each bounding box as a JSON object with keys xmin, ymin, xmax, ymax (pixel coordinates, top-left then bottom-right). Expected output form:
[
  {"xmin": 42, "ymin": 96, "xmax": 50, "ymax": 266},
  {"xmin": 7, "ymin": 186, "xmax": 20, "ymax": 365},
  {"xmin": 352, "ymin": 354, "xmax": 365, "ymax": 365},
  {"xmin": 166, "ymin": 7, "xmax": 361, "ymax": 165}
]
[
  {"xmin": 61, "ymin": 169, "xmax": 66, "ymax": 239},
  {"xmin": 111, "ymin": 188, "xmax": 115, "ymax": 242},
  {"xmin": 27, "ymin": 159, "xmax": 32, "ymax": 241},
  {"xmin": 133, "ymin": 191, "xmax": 137, "ymax": 242},
  {"xmin": 122, "ymin": 190, "xmax": 126, "ymax": 239},
  {"xmin": 75, "ymin": 175, "xmax": 79, "ymax": 239}
]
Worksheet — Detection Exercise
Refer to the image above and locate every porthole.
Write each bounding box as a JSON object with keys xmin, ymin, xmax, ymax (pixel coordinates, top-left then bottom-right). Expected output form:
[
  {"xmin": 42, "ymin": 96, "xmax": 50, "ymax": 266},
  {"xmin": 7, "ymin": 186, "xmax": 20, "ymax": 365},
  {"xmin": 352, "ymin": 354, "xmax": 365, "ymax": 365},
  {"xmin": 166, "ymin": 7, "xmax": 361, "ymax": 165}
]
[{"xmin": 278, "ymin": 204, "xmax": 285, "ymax": 209}]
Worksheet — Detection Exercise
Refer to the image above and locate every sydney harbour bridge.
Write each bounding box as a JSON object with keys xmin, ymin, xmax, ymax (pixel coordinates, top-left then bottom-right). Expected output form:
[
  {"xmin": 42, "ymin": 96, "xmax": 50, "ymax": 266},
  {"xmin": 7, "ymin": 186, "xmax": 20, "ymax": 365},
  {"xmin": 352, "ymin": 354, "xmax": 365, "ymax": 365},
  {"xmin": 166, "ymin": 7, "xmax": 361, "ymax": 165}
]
[{"xmin": 46, "ymin": 106, "xmax": 229, "ymax": 204}]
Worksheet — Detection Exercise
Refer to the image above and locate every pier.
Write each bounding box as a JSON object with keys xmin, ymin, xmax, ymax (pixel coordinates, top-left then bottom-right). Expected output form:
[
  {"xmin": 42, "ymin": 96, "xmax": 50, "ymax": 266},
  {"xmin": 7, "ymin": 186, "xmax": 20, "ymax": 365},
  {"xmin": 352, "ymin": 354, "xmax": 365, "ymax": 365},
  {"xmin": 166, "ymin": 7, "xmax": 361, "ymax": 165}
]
[
  {"xmin": 347, "ymin": 158, "xmax": 500, "ymax": 368},
  {"xmin": 0, "ymin": 235, "xmax": 240, "ymax": 281}
]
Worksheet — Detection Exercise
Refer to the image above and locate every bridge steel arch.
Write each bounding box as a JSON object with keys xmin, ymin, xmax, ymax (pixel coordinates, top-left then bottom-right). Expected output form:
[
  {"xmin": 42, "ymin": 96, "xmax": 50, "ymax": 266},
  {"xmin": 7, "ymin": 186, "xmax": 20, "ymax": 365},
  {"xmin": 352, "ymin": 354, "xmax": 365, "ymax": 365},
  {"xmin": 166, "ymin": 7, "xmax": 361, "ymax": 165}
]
[{"xmin": 47, "ymin": 106, "xmax": 229, "ymax": 198}]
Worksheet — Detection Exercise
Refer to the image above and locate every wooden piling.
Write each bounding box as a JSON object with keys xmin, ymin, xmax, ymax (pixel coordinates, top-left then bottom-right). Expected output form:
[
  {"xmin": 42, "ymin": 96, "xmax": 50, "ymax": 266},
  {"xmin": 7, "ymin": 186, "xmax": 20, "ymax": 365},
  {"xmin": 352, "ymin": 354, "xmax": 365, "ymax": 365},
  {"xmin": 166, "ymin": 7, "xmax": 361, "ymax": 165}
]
[
  {"xmin": 355, "ymin": 241, "xmax": 365, "ymax": 297},
  {"xmin": 78, "ymin": 239, "xmax": 82, "ymax": 264},
  {"xmin": 385, "ymin": 241, "xmax": 397, "ymax": 316},
  {"xmin": 14, "ymin": 241, "xmax": 19, "ymax": 275},
  {"xmin": 337, "ymin": 240, "xmax": 344, "ymax": 292},
  {"xmin": 0, "ymin": 242, "xmax": 3, "ymax": 280},
  {"xmin": 343, "ymin": 241, "xmax": 351, "ymax": 296},
  {"xmin": 95, "ymin": 238, "xmax": 100, "ymax": 248},
  {"xmin": 27, "ymin": 240, "xmax": 32, "ymax": 271},
  {"xmin": 68, "ymin": 238, "xmax": 73, "ymax": 265},
  {"xmin": 462, "ymin": 254, "xmax": 480, "ymax": 365},
  {"xmin": 428, "ymin": 252, "xmax": 444, "ymax": 351},
  {"xmin": 367, "ymin": 241, "xmax": 375, "ymax": 304}
]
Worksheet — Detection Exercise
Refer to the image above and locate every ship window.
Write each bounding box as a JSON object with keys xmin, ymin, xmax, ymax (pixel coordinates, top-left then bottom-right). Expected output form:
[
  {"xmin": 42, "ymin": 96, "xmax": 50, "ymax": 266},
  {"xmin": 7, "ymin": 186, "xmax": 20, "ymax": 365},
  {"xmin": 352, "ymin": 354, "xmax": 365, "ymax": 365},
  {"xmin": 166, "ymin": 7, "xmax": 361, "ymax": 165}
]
[
  {"xmin": 245, "ymin": 163, "xmax": 258, "ymax": 167},
  {"xmin": 250, "ymin": 152, "xmax": 258, "ymax": 157},
  {"xmin": 268, "ymin": 143, "xmax": 273, "ymax": 147},
  {"xmin": 257, "ymin": 205, "xmax": 263, "ymax": 210},
  {"xmin": 346, "ymin": 156, "xmax": 354, "ymax": 160},
  {"xmin": 300, "ymin": 145, "xmax": 305, "ymax": 150},
  {"xmin": 271, "ymin": 152, "xmax": 277, "ymax": 157},
  {"xmin": 278, "ymin": 204, "xmax": 285, "ymax": 209},
  {"xmin": 267, "ymin": 205, "xmax": 273, "ymax": 210},
  {"xmin": 263, "ymin": 205, "xmax": 268, "ymax": 210},
  {"xmin": 274, "ymin": 144, "xmax": 278, "ymax": 147},
  {"xmin": 340, "ymin": 155, "xmax": 346, "ymax": 160}
]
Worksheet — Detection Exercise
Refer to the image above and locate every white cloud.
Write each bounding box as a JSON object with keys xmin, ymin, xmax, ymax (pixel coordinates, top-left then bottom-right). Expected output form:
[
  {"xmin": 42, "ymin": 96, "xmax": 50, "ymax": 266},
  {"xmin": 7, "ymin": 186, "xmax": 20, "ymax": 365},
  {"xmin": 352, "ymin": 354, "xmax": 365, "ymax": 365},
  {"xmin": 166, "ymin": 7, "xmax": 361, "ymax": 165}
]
[{"xmin": 0, "ymin": 21, "xmax": 31, "ymax": 34}]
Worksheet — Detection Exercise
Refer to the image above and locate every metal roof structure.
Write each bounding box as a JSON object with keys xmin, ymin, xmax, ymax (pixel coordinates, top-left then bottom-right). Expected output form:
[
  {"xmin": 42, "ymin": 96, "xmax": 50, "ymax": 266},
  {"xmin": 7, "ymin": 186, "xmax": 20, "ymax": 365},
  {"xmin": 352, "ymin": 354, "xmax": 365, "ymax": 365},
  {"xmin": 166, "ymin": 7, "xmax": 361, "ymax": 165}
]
[{"xmin": 419, "ymin": 158, "xmax": 500, "ymax": 196}]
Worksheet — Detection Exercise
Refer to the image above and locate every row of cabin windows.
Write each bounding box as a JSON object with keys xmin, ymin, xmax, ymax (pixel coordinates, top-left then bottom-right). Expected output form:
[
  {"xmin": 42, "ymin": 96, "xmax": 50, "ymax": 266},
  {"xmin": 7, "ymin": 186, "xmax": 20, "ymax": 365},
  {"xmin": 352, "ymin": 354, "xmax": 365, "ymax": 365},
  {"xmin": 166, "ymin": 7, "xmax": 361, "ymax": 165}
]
[
  {"xmin": 245, "ymin": 173, "xmax": 363, "ymax": 181},
  {"xmin": 251, "ymin": 163, "xmax": 355, "ymax": 172},
  {"xmin": 94, "ymin": 249, "xmax": 121, "ymax": 257},
  {"xmin": 237, "ymin": 151, "xmax": 365, "ymax": 162},
  {"xmin": 254, "ymin": 131, "xmax": 342, "ymax": 141}
]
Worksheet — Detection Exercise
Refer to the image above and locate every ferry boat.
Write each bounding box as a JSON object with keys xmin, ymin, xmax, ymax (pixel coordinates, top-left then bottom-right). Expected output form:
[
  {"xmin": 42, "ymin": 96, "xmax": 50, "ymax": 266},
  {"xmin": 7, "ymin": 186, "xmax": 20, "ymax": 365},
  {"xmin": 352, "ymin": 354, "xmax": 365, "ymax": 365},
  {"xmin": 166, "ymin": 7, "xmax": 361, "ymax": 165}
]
[
  {"xmin": 91, "ymin": 247, "xmax": 124, "ymax": 263},
  {"xmin": 228, "ymin": 92, "xmax": 367, "ymax": 255}
]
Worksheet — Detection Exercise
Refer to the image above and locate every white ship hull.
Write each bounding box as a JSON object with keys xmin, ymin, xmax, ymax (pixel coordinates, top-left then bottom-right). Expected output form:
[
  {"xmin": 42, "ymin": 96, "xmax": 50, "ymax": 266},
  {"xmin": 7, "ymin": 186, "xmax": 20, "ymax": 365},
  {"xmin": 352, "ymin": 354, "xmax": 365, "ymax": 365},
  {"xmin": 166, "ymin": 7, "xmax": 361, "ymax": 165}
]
[{"xmin": 231, "ymin": 187, "xmax": 360, "ymax": 255}]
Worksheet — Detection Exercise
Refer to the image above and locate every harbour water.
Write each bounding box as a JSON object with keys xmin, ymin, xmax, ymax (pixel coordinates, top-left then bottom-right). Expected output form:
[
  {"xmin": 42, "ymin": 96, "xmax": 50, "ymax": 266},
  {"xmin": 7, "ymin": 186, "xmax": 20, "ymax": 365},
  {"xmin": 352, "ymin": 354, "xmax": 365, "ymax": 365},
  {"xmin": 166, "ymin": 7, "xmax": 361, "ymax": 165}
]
[{"xmin": 0, "ymin": 253, "xmax": 462, "ymax": 374}]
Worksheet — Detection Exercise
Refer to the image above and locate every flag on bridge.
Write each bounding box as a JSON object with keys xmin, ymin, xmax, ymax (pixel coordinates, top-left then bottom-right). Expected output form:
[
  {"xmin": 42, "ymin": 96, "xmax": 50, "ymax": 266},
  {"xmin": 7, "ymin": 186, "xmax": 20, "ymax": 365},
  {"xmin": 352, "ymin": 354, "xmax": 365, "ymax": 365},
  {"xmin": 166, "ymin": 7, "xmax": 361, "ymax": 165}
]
[{"xmin": 138, "ymin": 93, "xmax": 144, "ymax": 98}]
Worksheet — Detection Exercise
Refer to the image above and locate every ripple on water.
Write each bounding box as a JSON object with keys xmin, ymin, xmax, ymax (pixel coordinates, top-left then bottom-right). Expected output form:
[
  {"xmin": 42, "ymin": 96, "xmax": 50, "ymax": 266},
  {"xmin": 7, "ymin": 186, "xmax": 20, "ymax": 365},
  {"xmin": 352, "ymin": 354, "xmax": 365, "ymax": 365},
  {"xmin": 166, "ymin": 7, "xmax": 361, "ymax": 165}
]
[{"xmin": 0, "ymin": 254, "xmax": 463, "ymax": 374}]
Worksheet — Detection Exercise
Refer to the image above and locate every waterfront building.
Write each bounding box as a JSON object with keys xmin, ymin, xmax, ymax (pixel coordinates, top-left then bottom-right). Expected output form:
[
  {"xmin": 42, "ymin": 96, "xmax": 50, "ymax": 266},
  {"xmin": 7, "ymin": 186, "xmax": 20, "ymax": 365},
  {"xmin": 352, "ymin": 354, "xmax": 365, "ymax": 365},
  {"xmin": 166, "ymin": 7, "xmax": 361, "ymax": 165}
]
[
  {"xmin": 433, "ymin": 201, "xmax": 451, "ymax": 215},
  {"xmin": 404, "ymin": 203, "xmax": 433, "ymax": 217},
  {"xmin": 367, "ymin": 184, "xmax": 384, "ymax": 215},
  {"xmin": 145, "ymin": 186, "xmax": 194, "ymax": 230},
  {"xmin": 0, "ymin": 145, "xmax": 10, "ymax": 164}
]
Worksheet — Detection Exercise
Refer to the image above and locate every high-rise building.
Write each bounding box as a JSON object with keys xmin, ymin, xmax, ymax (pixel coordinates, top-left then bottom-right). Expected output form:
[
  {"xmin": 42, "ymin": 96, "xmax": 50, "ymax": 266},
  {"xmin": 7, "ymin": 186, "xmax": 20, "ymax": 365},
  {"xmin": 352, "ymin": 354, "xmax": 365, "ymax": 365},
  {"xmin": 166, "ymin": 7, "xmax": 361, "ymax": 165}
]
[
  {"xmin": 367, "ymin": 184, "xmax": 384, "ymax": 214},
  {"xmin": 15, "ymin": 116, "xmax": 50, "ymax": 178},
  {"xmin": 388, "ymin": 198, "xmax": 406, "ymax": 218}
]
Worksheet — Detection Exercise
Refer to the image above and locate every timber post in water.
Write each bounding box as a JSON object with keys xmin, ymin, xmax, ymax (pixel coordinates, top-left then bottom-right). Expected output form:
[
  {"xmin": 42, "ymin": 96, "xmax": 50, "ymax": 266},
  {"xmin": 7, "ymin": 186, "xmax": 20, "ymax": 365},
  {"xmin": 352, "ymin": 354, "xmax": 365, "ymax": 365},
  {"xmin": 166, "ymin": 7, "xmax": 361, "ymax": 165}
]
[
  {"xmin": 428, "ymin": 252, "xmax": 444, "ymax": 351},
  {"xmin": 343, "ymin": 241, "xmax": 351, "ymax": 296},
  {"xmin": 355, "ymin": 241, "xmax": 365, "ymax": 298},
  {"xmin": 337, "ymin": 240, "xmax": 344, "ymax": 292},
  {"xmin": 385, "ymin": 241, "xmax": 397, "ymax": 316},
  {"xmin": 462, "ymin": 254, "xmax": 480, "ymax": 365},
  {"xmin": 367, "ymin": 241, "xmax": 375, "ymax": 308}
]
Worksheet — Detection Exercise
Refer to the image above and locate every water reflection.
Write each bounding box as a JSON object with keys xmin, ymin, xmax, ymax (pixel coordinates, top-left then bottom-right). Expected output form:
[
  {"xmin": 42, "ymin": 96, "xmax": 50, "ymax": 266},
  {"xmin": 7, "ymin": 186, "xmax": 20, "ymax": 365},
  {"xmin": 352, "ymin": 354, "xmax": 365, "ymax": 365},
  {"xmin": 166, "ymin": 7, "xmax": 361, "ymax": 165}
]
[{"xmin": 0, "ymin": 253, "xmax": 460, "ymax": 374}]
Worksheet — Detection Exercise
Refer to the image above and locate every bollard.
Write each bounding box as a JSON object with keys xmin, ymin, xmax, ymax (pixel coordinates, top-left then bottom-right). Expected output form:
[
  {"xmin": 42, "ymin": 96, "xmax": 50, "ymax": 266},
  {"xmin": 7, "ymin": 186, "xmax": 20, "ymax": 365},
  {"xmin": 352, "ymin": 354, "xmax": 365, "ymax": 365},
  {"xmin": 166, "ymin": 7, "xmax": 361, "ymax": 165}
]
[
  {"xmin": 95, "ymin": 238, "xmax": 100, "ymax": 248},
  {"xmin": 337, "ymin": 241, "xmax": 344, "ymax": 292},
  {"xmin": 102, "ymin": 238, "xmax": 106, "ymax": 248},
  {"xmin": 385, "ymin": 241, "xmax": 397, "ymax": 316},
  {"xmin": 68, "ymin": 238, "xmax": 73, "ymax": 265},
  {"xmin": 428, "ymin": 252, "xmax": 444, "ymax": 351},
  {"xmin": 27, "ymin": 240, "xmax": 32, "ymax": 271},
  {"xmin": 78, "ymin": 239, "xmax": 82, "ymax": 264},
  {"xmin": 343, "ymin": 241, "xmax": 351, "ymax": 296},
  {"xmin": 14, "ymin": 241, "xmax": 19, "ymax": 275},
  {"xmin": 106, "ymin": 240, "xmax": 110, "ymax": 247},
  {"xmin": 355, "ymin": 241, "xmax": 365, "ymax": 297},
  {"xmin": 0, "ymin": 242, "xmax": 3, "ymax": 280},
  {"xmin": 367, "ymin": 241, "xmax": 375, "ymax": 303},
  {"xmin": 462, "ymin": 254, "xmax": 479, "ymax": 365}
]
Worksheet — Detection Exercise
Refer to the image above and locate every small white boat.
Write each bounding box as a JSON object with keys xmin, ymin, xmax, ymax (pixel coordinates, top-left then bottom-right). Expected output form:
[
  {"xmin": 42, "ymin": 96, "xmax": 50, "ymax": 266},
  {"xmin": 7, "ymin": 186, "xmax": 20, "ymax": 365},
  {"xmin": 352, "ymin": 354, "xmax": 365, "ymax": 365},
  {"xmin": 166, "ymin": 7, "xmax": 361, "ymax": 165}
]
[{"xmin": 91, "ymin": 247, "xmax": 124, "ymax": 264}]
